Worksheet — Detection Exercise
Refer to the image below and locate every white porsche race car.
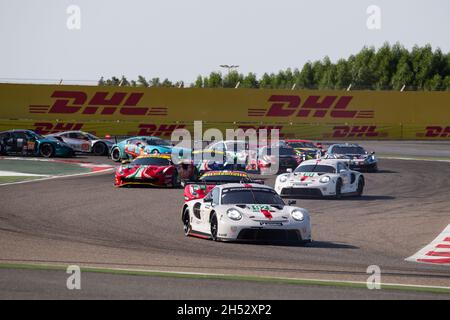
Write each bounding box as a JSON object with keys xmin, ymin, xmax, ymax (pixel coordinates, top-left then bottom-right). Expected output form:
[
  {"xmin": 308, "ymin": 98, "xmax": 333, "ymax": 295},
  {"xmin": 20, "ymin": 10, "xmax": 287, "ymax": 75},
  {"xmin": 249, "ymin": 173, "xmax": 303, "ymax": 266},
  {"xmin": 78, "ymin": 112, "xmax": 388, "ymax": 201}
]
[
  {"xmin": 181, "ymin": 183, "xmax": 312, "ymax": 243},
  {"xmin": 274, "ymin": 159, "xmax": 364, "ymax": 198}
]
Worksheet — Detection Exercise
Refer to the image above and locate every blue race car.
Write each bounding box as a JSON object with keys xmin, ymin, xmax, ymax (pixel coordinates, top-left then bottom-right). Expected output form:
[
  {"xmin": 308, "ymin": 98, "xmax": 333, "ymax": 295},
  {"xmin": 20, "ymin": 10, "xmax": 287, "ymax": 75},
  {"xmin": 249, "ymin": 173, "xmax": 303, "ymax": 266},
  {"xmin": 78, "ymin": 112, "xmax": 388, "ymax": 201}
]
[
  {"xmin": 0, "ymin": 129, "xmax": 75, "ymax": 158},
  {"xmin": 110, "ymin": 136, "xmax": 191, "ymax": 162}
]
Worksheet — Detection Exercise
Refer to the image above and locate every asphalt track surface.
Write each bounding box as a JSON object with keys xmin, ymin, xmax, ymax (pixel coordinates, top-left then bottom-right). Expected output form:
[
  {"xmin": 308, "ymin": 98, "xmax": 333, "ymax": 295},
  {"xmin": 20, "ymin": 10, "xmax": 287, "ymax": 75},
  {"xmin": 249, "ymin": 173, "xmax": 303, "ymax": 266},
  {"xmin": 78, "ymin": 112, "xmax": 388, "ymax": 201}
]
[{"xmin": 0, "ymin": 141, "xmax": 449, "ymax": 299}]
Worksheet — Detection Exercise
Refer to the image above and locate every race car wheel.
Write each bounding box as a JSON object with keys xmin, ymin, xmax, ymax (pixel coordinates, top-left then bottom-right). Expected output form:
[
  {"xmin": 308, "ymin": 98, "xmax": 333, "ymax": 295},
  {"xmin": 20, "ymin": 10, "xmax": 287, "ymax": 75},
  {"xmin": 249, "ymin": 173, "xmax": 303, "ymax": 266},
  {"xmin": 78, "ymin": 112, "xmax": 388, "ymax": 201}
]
[
  {"xmin": 171, "ymin": 171, "xmax": 180, "ymax": 188},
  {"xmin": 210, "ymin": 213, "xmax": 218, "ymax": 241},
  {"xmin": 40, "ymin": 143, "xmax": 54, "ymax": 158},
  {"xmin": 335, "ymin": 179, "xmax": 342, "ymax": 199},
  {"xmin": 93, "ymin": 142, "xmax": 107, "ymax": 156},
  {"xmin": 111, "ymin": 147, "xmax": 121, "ymax": 162},
  {"xmin": 151, "ymin": 149, "xmax": 160, "ymax": 155},
  {"xmin": 183, "ymin": 208, "xmax": 191, "ymax": 236},
  {"xmin": 356, "ymin": 177, "xmax": 364, "ymax": 196}
]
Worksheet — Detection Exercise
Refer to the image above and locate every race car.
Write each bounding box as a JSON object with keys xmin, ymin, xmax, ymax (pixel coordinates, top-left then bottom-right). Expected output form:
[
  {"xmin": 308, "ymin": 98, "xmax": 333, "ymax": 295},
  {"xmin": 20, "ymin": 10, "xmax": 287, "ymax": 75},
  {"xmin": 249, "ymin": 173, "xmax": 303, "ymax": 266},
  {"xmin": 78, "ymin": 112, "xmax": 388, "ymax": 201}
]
[
  {"xmin": 47, "ymin": 131, "xmax": 113, "ymax": 156},
  {"xmin": 192, "ymin": 149, "xmax": 243, "ymax": 173},
  {"xmin": 282, "ymin": 139, "xmax": 323, "ymax": 160},
  {"xmin": 201, "ymin": 140, "xmax": 248, "ymax": 170},
  {"xmin": 110, "ymin": 136, "xmax": 190, "ymax": 162},
  {"xmin": 248, "ymin": 146, "xmax": 301, "ymax": 174},
  {"xmin": 274, "ymin": 158, "xmax": 364, "ymax": 198},
  {"xmin": 325, "ymin": 143, "xmax": 378, "ymax": 172},
  {"xmin": 0, "ymin": 129, "xmax": 74, "ymax": 158},
  {"xmin": 183, "ymin": 170, "xmax": 264, "ymax": 202},
  {"xmin": 114, "ymin": 154, "xmax": 197, "ymax": 187},
  {"xmin": 181, "ymin": 183, "xmax": 312, "ymax": 243}
]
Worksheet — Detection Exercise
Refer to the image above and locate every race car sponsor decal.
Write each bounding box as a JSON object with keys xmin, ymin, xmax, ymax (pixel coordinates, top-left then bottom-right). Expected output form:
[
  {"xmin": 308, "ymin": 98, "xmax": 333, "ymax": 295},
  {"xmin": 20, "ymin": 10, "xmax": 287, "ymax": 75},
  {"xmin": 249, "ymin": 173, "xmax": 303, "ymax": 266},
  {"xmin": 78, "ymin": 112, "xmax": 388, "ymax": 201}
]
[
  {"xmin": 260, "ymin": 209, "xmax": 273, "ymax": 220},
  {"xmin": 202, "ymin": 171, "xmax": 248, "ymax": 178},
  {"xmin": 250, "ymin": 205, "xmax": 271, "ymax": 212},
  {"xmin": 406, "ymin": 224, "xmax": 450, "ymax": 265}
]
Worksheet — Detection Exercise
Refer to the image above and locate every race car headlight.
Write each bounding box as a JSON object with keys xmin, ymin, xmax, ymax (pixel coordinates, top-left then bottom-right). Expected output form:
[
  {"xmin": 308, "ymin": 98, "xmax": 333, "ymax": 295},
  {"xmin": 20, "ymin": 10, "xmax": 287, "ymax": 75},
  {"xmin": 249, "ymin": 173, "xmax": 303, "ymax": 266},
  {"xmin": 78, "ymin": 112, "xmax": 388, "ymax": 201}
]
[
  {"xmin": 291, "ymin": 209, "xmax": 304, "ymax": 221},
  {"xmin": 227, "ymin": 208, "xmax": 242, "ymax": 221},
  {"xmin": 319, "ymin": 176, "xmax": 330, "ymax": 183},
  {"xmin": 279, "ymin": 175, "xmax": 288, "ymax": 183}
]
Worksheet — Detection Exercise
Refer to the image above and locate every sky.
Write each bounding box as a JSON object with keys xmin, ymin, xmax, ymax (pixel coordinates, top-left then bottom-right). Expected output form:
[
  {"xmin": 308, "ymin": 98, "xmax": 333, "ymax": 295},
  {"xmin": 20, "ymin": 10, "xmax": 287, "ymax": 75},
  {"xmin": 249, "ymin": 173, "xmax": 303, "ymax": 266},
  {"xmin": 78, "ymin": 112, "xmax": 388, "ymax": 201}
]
[{"xmin": 0, "ymin": 0, "xmax": 449, "ymax": 85}]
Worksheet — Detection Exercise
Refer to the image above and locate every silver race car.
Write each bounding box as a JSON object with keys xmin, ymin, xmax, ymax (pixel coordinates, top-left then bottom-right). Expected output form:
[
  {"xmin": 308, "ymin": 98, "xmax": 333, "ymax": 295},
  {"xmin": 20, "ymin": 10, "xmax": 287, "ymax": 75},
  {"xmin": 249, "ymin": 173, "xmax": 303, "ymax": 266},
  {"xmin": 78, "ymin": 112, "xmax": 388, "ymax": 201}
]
[
  {"xmin": 46, "ymin": 131, "xmax": 114, "ymax": 156},
  {"xmin": 275, "ymin": 159, "xmax": 364, "ymax": 198},
  {"xmin": 181, "ymin": 183, "xmax": 312, "ymax": 243}
]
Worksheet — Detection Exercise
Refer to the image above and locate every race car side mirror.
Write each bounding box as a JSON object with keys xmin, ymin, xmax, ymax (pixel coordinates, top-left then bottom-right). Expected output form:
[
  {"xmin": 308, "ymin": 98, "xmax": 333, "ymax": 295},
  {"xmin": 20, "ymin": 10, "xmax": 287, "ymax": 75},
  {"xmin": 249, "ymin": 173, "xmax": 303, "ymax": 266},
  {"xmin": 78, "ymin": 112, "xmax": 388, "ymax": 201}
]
[
  {"xmin": 371, "ymin": 151, "xmax": 375, "ymax": 155},
  {"xmin": 286, "ymin": 168, "xmax": 293, "ymax": 173}
]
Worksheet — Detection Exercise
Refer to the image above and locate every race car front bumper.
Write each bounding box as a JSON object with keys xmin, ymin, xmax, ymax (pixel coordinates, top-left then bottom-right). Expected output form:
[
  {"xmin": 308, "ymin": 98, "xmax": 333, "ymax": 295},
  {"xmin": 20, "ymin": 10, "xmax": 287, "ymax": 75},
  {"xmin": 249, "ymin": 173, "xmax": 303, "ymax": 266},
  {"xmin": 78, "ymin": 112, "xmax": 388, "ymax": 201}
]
[
  {"xmin": 279, "ymin": 187, "xmax": 324, "ymax": 198},
  {"xmin": 216, "ymin": 215, "xmax": 312, "ymax": 243}
]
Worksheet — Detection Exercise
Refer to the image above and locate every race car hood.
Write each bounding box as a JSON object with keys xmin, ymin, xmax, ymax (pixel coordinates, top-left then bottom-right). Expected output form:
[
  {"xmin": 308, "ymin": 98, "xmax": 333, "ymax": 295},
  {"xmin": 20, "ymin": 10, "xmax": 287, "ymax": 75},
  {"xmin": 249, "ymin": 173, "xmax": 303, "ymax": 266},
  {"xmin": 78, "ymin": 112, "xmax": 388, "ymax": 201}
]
[
  {"xmin": 117, "ymin": 164, "xmax": 172, "ymax": 178},
  {"xmin": 332, "ymin": 154, "xmax": 367, "ymax": 160},
  {"xmin": 222, "ymin": 204, "xmax": 295, "ymax": 222},
  {"xmin": 292, "ymin": 147, "xmax": 318, "ymax": 155},
  {"xmin": 285, "ymin": 172, "xmax": 324, "ymax": 183}
]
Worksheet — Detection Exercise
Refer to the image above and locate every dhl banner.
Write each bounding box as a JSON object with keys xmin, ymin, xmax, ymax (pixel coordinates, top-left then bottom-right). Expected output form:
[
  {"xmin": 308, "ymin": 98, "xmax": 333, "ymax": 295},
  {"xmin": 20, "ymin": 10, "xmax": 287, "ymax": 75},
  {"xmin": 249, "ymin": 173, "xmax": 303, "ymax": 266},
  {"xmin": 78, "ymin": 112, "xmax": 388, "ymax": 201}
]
[{"xmin": 0, "ymin": 83, "xmax": 449, "ymax": 139}]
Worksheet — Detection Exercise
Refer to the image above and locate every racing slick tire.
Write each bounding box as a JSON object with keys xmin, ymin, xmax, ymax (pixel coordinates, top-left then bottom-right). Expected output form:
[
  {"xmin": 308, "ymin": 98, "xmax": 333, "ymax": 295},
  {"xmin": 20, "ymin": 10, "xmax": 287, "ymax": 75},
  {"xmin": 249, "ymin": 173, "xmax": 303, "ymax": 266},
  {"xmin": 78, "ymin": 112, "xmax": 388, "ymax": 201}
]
[
  {"xmin": 334, "ymin": 179, "xmax": 343, "ymax": 199},
  {"xmin": 171, "ymin": 170, "xmax": 180, "ymax": 188},
  {"xmin": 39, "ymin": 143, "xmax": 54, "ymax": 158},
  {"xmin": 151, "ymin": 149, "xmax": 160, "ymax": 155},
  {"xmin": 356, "ymin": 176, "xmax": 365, "ymax": 197},
  {"xmin": 210, "ymin": 212, "xmax": 219, "ymax": 241},
  {"xmin": 92, "ymin": 142, "xmax": 107, "ymax": 156},
  {"xmin": 111, "ymin": 147, "xmax": 121, "ymax": 162},
  {"xmin": 183, "ymin": 208, "xmax": 191, "ymax": 236}
]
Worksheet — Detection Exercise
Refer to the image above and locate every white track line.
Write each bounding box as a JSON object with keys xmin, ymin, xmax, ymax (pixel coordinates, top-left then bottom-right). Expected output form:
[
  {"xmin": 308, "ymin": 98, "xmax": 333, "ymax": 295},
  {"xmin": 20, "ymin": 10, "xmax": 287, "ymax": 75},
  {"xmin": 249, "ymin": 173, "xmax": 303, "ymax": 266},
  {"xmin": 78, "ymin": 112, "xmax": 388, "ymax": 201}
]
[{"xmin": 379, "ymin": 156, "xmax": 450, "ymax": 163}]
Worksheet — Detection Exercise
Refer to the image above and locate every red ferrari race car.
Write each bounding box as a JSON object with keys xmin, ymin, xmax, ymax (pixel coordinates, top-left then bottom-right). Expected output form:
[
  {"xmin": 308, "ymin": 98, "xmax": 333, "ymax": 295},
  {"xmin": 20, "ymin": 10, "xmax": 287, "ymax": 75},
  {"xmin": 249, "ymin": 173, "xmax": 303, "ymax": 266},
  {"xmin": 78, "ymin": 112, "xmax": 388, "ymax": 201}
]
[
  {"xmin": 183, "ymin": 171, "xmax": 263, "ymax": 202},
  {"xmin": 114, "ymin": 155, "xmax": 197, "ymax": 187}
]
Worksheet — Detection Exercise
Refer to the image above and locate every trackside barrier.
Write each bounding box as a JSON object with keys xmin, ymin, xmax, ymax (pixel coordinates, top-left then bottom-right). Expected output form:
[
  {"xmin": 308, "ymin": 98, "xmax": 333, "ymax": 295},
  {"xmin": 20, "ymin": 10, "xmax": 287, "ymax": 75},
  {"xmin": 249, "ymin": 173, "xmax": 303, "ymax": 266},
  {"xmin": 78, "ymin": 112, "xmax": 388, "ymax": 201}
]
[{"xmin": 0, "ymin": 83, "xmax": 449, "ymax": 140}]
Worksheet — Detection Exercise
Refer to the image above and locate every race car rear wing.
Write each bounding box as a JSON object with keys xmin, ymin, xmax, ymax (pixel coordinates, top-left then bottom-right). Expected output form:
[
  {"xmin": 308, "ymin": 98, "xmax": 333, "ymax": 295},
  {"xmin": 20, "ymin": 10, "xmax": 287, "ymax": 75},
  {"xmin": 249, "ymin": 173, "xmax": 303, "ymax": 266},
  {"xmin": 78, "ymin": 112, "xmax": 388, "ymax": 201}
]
[{"xmin": 181, "ymin": 179, "xmax": 264, "ymax": 187}]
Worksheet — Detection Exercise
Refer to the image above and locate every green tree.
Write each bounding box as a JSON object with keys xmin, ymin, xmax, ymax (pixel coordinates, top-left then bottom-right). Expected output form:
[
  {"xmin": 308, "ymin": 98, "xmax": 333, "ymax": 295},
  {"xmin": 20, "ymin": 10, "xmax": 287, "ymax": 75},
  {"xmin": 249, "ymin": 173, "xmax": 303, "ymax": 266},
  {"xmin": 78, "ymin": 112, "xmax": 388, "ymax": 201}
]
[
  {"xmin": 241, "ymin": 72, "xmax": 259, "ymax": 88},
  {"xmin": 296, "ymin": 62, "xmax": 314, "ymax": 88},
  {"xmin": 137, "ymin": 75, "xmax": 149, "ymax": 87},
  {"xmin": 391, "ymin": 55, "xmax": 414, "ymax": 90},
  {"xmin": 335, "ymin": 59, "xmax": 351, "ymax": 89}
]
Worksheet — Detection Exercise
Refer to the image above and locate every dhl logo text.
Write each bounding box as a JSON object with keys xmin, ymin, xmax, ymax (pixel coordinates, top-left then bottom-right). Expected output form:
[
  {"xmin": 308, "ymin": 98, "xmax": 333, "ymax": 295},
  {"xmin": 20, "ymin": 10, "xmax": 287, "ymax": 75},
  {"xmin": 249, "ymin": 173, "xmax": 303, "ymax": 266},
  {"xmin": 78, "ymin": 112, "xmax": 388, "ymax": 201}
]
[
  {"xmin": 324, "ymin": 126, "xmax": 387, "ymax": 138},
  {"xmin": 28, "ymin": 91, "xmax": 167, "ymax": 116},
  {"xmin": 248, "ymin": 95, "xmax": 374, "ymax": 119},
  {"xmin": 417, "ymin": 126, "xmax": 450, "ymax": 138},
  {"xmin": 135, "ymin": 124, "xmax": 186, "ymax": 137},
  {"xmin": 33, "ymin": 122, "xmax": 84, "ymax": 135}
]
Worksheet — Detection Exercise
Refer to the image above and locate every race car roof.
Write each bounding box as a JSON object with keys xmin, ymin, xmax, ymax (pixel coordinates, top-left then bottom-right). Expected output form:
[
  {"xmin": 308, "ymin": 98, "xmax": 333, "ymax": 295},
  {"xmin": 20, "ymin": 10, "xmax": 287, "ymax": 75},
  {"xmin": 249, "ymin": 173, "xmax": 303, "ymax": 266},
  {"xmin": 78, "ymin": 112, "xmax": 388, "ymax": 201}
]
[
  {"xmin": 201, "ymin": 170, "xmax": 248, "ymax": 177},
  {"xmin": 218, "ymin": 183, "xmax": 273, "ymax": 191},
  {"xmin": 136, "ymin": 154, "xmax": 172, "ymax": 160},
  {"xmin": 299, "ymin": 158, "xmax": 345, "ymax": 167}
]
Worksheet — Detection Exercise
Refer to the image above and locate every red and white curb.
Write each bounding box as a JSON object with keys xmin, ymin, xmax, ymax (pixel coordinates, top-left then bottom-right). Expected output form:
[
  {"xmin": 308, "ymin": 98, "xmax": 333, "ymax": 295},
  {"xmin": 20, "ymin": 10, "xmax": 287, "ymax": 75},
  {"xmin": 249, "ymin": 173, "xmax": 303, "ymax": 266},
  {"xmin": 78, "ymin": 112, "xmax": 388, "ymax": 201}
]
[{"xmin": 406, "ymin": 224, "xmax": 450, "ymax": 265}]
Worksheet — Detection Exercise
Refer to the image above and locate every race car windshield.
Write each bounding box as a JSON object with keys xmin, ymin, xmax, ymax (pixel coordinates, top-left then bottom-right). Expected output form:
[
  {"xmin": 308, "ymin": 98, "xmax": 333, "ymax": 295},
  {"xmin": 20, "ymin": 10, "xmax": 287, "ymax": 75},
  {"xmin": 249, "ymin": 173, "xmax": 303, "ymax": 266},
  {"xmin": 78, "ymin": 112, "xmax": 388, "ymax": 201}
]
[
  {"xmin": 221, "ymin": 189, "xmax": 284, "ymax": 205},
  {"xmin": 332, "ymin": 146, "xmax": 365, "ymax": 154},
  {"xmin": 144, "ymin": 138, "xmax": 172, "ymax": 146},
  {"xmin": 295, "ymin": 165, "xmax": 336, "ymax": 174},
  {"xmin": 288, "ymin": 142, "xmax": 316, "ymax": 148},
  {"xmin": 200, "ymin": 174, "xmax": 249, "ymax": 183},
  {"xmin": 262, "ymin": 147, "xmax": 296, "ymax": 156},
  {"xmin": 132, "ymin": 158, "xmax": 170, "ymax": 166},
  {"xmin": 85, "ymin": 133, "xmax": 99, "ymax": 140}
]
